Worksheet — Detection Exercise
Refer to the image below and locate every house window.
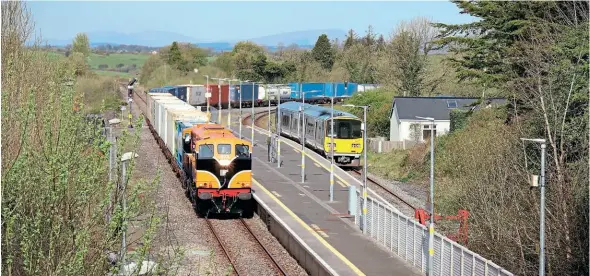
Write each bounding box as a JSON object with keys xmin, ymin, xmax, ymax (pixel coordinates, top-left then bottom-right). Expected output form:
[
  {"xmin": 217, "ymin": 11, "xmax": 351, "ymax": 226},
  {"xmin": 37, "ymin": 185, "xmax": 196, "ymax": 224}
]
[
  {"xmin": 447, "ymin": 100, "xmax": 458, "ymax": 108},
  {"xmin": 422, "ymin": 124, "xmax": 437, "ymax": 140}
]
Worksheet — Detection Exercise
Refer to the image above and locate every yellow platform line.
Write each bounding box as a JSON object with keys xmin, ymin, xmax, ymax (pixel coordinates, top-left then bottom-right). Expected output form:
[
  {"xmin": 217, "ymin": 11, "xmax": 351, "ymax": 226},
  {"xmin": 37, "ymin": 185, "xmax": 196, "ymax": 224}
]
[{"xmin": 253, "ymin": 178, "xmax": 365, "ymax": 276}]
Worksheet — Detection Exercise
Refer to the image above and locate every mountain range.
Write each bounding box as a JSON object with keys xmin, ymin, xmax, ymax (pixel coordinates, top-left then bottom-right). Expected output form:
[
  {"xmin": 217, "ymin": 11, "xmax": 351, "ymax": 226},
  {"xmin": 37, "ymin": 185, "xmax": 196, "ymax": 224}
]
[{"xmin": 45, "ymin": 29, "xmax": 348, "ymax": 51}]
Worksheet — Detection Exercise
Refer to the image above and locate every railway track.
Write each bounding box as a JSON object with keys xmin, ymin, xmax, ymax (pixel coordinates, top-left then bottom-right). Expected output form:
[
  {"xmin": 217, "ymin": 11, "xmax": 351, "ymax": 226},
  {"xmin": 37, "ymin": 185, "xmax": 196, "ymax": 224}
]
[
  {"xmin": 349, "ymin": 169, "xmax": 417, "ymax": 211},
  {"xmin": 247, "ymin": 110, "xmax": 419, "ymax": 214},
  {"xmin": 120, "ymin": 84, "xmax": 296, "ymax": 275},
  {"xmin": 206, "ymin": 218, "xmax": 288, "ymax": 276}
]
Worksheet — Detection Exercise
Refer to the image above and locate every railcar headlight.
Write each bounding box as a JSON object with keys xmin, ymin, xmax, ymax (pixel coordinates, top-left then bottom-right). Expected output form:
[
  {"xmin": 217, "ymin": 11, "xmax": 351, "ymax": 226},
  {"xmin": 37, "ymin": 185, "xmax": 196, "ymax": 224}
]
[
  {"xmin": 218, "ymin": 159, "xmax": 231, "ymax": 166},
  {"xmin": 352, "ymin": 143, "xmax": 361, "ymax": 148}
]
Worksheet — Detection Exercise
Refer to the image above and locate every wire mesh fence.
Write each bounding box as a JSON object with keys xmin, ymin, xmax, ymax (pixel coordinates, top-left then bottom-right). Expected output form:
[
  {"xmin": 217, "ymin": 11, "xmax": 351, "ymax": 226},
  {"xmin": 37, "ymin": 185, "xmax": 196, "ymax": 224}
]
[{"xmin": 354, "ymin": 192, "xmax": 514, "ymax": 276}]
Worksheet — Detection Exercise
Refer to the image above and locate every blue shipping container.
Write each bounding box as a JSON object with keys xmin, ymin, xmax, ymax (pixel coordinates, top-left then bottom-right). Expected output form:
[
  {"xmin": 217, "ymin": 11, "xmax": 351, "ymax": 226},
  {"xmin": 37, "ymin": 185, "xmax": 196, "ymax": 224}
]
[
  {"xmin": 173, "ymin": 86, "xmax": 188, "ymax": 102},
  {"xmin": 230, "ymin": 83, "xmax": 259, "ymax": 103},
  {"xmin": 288, "ymin": 82, "xmax": 328, "ymax": 100}
]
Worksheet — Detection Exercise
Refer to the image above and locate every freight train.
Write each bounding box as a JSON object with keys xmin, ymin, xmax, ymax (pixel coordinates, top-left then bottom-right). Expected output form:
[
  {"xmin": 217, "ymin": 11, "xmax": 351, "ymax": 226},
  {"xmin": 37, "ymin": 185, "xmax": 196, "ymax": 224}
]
[
  {"xmin": 148, "ymin": 82, "xmax": 381, "ymax": 109},
  {"xmin": 145, "ymin": 91, "xmax": 254, "ymax": 217},
  {"xmin": 277, "ymin": 101, "xmax": 364, "ymax": 168}
]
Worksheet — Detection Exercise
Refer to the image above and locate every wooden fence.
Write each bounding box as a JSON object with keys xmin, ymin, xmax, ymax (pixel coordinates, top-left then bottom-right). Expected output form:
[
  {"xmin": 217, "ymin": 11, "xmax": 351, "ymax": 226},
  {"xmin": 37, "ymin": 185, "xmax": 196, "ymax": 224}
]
[{"xmin": 366, "ymin": 138, "xmax": 420, "ymax": 153}]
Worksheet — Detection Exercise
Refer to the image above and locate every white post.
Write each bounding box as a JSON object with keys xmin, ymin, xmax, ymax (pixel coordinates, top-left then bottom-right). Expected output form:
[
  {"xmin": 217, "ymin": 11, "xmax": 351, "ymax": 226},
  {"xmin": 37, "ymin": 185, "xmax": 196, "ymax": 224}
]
[
  {"xmin": 362, "ymin": 106, "xmax": 368, "ymax": 234},
  {"xmin": 239, "ymin": 80, "xmax": 242, "ymax": 139},
  {"xmin": 251, "ymin": 82, "xmax": 255, "ymax": 145},
  {"xmin": 205, "ymin": 75, "xmax": 210, "ymax": 114},
  {"xmin": 228, "ymin": 79, "xmax": 232, "ymax": 130},
  {"xmin": 300, "ymin": 85, "xmax": 306, "ymax": 183},
  {"xmin": 330, "ymin": 83, "xmax": 335, "ymax": 202},
  {"xmin": 277, "ymin": 86, "xmax": 281, "ymax": 168}
]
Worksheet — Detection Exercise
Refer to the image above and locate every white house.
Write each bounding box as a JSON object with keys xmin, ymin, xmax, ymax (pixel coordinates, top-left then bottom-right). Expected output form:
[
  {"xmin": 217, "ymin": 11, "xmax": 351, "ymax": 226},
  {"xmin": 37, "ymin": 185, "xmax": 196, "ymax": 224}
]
[{"xmin": 389, "ymin": 96, "xmax": 506, "ymax": 142}]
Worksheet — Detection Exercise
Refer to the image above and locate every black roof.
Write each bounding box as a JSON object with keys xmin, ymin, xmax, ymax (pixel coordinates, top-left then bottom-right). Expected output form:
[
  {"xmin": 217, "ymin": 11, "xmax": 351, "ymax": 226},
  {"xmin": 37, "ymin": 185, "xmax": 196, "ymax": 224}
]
[{"xmin": 391, "ymin": 96, "xmax": 507, "ymax": 121}]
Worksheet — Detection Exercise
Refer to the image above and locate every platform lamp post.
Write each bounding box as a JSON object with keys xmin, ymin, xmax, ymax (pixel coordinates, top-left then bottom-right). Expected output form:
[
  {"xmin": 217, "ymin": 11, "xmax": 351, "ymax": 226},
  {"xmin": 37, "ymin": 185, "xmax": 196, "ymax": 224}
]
[
  {"xmin": 238, "ymin": 79, "xmax": 251, "ymax": 139},
  {"xmin": 415, "ymin": 115, "xmax": 435, "ymax": 276},
  {"xmin": 227, "ymin": 78, "xmax": 239, "ymax": 131},
  {"xmin": 204, "ymin": 75, "xmax": 210, "ymax": 114},
  {"xmin": 343, "ymin": 104, "xmax": 369, "ymax": 234},
  {"xmin": 520, "ymin": 137, "xmax": 547, "ymax": 276},
  {"xmin": 250, "ymin": 81, "xmax": 263, "ymax": 145},
  {"xmin": 210, "ymin": 77, "xmax": 225, "ymax": 124},
  {"xmin": 329, "ymin": 83, "xmax": 336, "ymax": 202},
  {"xmin": 227, "ymin": 78, "xmax": 239, "ymax": 130},
  {"xmin": 276, "ymin": 84, "xmax": 287, "ymax": 168},
  {"xmin": 298, "ymin": 89, "xmax": 321, "ymax": 183},
  {"xmin": 119, "ymin": 151, "xmax": 139, "ymax": 272}
]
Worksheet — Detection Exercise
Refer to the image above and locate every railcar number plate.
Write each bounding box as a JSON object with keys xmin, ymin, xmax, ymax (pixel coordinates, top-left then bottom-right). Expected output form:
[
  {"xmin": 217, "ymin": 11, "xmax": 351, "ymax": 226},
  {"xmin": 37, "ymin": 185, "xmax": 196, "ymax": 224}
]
[{"xmin": 220, "ymin": 169, "xmax": 228, "ymax": 176}]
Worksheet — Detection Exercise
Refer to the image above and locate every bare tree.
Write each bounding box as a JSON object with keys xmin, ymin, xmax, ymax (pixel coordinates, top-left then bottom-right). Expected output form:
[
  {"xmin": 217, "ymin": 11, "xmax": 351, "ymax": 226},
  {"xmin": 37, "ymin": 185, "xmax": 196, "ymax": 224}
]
[{"xmin": 380, "ymin": 17, "xmax": 440, "ymax": 95}]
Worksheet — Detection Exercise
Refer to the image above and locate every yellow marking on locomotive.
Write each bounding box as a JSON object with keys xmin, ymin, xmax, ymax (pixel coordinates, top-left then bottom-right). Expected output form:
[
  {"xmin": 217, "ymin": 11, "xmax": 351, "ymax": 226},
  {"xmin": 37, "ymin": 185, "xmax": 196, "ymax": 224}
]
[
  {"xmin": 195, "ymin": 170, "xmax": 221, "ymax": 188},
  {"xmin": 228, "ymin": 170, "xmax": 252, "ymax": 188},
  {"xmin": 324, "ymin": 137, "xmax": 363, "ymax": 155}
]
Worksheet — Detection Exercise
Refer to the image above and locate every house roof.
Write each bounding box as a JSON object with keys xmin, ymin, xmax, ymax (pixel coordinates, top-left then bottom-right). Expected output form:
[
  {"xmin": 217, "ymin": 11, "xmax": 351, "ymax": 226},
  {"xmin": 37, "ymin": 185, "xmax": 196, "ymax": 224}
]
[{"xmin": 391, "ymin": 96, "xmax": 507, "ymax": 121}]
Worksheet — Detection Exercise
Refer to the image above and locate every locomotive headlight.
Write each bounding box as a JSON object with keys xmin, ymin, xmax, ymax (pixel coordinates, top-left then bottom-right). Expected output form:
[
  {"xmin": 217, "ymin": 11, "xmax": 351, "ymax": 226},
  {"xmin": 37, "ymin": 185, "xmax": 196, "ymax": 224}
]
[{"xmin": 218, "ymin": 159, "xmax": 231, "ymax": 167}]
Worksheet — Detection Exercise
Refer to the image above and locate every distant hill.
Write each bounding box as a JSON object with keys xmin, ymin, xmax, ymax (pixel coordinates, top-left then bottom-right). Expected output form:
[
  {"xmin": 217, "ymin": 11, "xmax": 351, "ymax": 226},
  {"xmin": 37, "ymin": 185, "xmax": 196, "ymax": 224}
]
[
  {"xmin": 44, "ymin": 29, "xmax": 347, "ymax": 51},
  {"xmin": 237, "ymin": 29, "xmax": 347, "ymax": 46}
]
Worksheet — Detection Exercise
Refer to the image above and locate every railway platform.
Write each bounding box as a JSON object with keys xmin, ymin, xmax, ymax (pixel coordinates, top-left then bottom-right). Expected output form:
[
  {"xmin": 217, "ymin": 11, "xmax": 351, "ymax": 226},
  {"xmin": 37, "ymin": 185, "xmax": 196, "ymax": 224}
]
[{"xmin": 228, "ymin": 114, "xmax": 421, "ymax": 276}]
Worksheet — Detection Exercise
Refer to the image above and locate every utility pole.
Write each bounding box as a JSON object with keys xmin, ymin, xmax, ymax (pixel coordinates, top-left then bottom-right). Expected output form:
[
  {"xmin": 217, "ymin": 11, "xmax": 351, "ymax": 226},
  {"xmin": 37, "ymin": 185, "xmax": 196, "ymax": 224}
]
[
  {"xmin": 330, "ymin": 82, "xmax": 335, "ymax": 202},
  {"xmin": 119, "ymin": 152, "xmax": 138, "ymax": 272},
  {"xmin": 211, "ymin": 78, "xmax": 224, "ymax": 124},
  {"xmin": 416, "ymin": 116, "xmax": 435, "ymax": 276},
  {"xmin": 521, "ymin": 138, "xmax": 547, "ymax": 276},
  {"xmin": 277, "ymin": 85, "xmax": 282, "ymax": 168},
  {"xmin": 344, "ymin": 104, "xmax": 370, "ymax": 234},
  {"xmin": 204, "ymin": 75, "xmax": 210, "ymax": 115}
]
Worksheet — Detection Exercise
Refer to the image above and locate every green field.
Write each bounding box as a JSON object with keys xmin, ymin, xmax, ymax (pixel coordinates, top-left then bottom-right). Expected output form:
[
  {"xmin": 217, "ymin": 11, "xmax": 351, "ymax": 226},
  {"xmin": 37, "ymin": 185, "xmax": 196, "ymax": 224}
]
[
  {"xmin": 88, "ymin": 53, "xmax": 150, "ymax": 70},
  {"xmin": 94, "ymin": 70, "xmax": 134, "ymax": 78}
]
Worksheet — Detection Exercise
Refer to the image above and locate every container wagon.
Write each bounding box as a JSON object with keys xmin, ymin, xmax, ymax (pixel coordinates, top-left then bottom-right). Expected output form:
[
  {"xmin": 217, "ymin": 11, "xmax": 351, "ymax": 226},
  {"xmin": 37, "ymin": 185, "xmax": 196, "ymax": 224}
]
[
  {"xmin": 204, "ymin": 84, "xmax": 230, "ymax": 109},
  {"xmin": 173, "ymin": 84, "xmax": 208, "ymax": 106},
  {"xmin": 230, "ymin": 83, "xmax": 259, "ymax": 108}
]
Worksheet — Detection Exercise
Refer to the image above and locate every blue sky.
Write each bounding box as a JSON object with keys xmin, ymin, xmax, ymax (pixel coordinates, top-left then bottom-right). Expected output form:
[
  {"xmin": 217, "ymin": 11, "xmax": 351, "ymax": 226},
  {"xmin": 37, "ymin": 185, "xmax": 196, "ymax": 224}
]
[{"xmin": 29, "ymin": 1, "xmax": 476, "ymax": 42}]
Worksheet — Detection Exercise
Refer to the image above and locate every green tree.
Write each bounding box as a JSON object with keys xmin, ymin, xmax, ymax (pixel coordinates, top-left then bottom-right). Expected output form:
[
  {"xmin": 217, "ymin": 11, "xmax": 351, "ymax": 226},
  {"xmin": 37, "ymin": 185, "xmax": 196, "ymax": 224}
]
[
  {"xmin": 311, "ymin": 34, "xmax": 335, "ymax": 70},
  {"xmin": 72, "ymin": 32, "xmax": 90, "ymax": 57},
  {"xmin": 167, "ymin": 41, "xmax": 183, "ymax": 69},
  {"xmin": 231, "ymin": 41, "xmax": 268, "ymax": 81},
  {"xmin": 344, "ymin": 29, "xmax": 358, "ymax": 50},
  {"xmin": 212, "ymin": 51, "xmax": 235, "ymax": 76},
  {"xmin": 433, "ymin": 2, "xmax": 589, "ymax": 275}
]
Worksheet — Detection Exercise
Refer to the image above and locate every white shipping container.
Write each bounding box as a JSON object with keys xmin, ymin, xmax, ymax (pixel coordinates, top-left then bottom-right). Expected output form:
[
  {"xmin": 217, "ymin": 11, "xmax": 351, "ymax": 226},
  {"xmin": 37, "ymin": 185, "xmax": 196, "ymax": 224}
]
[
  {"xmin": 161, "ymin": 102, "xmax": 194, "ymax": 149},
  {"xmin": 165, "ymin": 108, "xmax": 206, "ymax": 155},
  {"xmin": 155, "ymin": 98, "xmax": 186, "ymax": 136},
  {"xmin": 258, "ymin": 86, "xmax": 266, "ymax": 101},
  {"xmin": 147, "ymin": 93, "xmax": 176, "ymax": 122},
  {"xmin": 278, "ymin": 86, "xmax": 291, "ymax": 99},
  {"xmin": 187, "ymin": 85, "xmax": 207, "ymax": 106},
  {"xmin": 167, "ymin": 110, "xmax": 209, "ymax": 156},
  {"xmin": 266, "ymin": 87, "xmax": 279, "ymax": 101}
]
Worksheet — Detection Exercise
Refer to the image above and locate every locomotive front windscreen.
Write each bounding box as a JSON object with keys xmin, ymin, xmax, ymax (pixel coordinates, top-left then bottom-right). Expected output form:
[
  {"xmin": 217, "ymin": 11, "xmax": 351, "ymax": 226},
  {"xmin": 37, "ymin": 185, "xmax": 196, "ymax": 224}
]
[{"xmin": 328, "ymin": 119, "xmax": 362, "ymax": 139}]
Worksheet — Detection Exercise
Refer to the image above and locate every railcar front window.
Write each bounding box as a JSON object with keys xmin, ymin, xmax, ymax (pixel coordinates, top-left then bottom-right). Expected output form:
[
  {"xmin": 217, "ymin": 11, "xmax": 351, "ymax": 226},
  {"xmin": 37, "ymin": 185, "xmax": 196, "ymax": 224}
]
[
  {"xmin": 199, "ymin": 144, "xmax": 214, "ymax": 158},
  {"xmin": 218, "ymin": 144, "xmax": 231, "ymax": 155},
  {"xmin": 334, "ymin": 120, "xmax": 362, "ymax": 139},
  {"xmin": 235, "ymin": 145, "xmax": 250, "ymax": 157}
]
